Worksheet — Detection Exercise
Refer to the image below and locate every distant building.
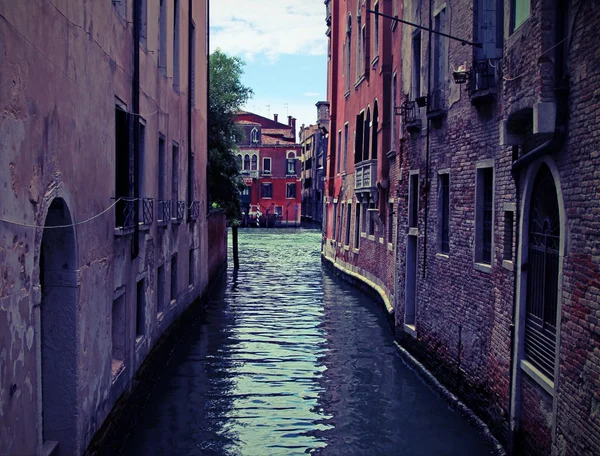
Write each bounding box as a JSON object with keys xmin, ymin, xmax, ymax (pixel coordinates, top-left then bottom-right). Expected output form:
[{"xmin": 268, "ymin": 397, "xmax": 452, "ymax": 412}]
[
  {"xmin": 234, "ymin": 112, "xmax": 302, "ymax": 227},
  {"xmin": 0, "ymin": 1, "xmax": 224, "ymax": 455},
  {"xmin": 300, "ymin": 102, "xmax": 329, "ymax": 226}
]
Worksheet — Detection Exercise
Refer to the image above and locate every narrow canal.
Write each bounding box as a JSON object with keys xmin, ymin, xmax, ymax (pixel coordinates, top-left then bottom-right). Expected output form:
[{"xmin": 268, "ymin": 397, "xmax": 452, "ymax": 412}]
[{"xmin": 116, "ymin": 228, "xmax": 494, "ymax": 455}]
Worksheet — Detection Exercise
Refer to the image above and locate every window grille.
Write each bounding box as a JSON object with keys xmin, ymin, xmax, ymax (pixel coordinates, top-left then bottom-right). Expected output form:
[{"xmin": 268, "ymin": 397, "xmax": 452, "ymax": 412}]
[{"xmin": 525, "ymin": 166, "xmax": 559, "ymax": 381}]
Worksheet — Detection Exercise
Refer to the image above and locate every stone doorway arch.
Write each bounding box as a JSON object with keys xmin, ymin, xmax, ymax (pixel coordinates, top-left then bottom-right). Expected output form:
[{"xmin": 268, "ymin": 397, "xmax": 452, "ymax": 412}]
[{"xmin": 39, "ymin": 197, "xmax": 78, "ymax": 455}]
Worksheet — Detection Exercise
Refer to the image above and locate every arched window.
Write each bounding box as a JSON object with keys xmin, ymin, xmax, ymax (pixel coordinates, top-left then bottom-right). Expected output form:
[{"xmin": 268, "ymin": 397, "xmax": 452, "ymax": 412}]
[
  {"xmin": 236, "ymin": 155, "xmax": 242, "ymax": 170},
  {"xmin": 286, "ymin": 152, "xmax": 296, "ymax": 175},
  {"xmin": 524, "ymin": 164, "xmax": 561, "ymax": 381},
  {"xmin": 244, "ymin": 154, "xmax": 250, "ymax": 170},
  {"xmin": 251, "ymin": 155, "xmax": 257, "ymax": 170},
  {"xmin": 345, "ymin": 15, "xmax": 352, "ymax": 92},
  {"xmin": 364, "ymin": 108, "xmax": 371, "ymax": 161},
  {"xmin": 251, "ymin": 127, "xmax": 259, "ymax": 143},
  {"xmin": 372, "ymin": 101, "xmax": 379, "ymax": 161}
]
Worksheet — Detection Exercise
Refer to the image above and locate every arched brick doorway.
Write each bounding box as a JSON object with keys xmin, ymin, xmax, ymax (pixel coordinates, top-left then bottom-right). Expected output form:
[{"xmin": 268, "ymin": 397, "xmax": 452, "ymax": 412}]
[{"xmin": 39, "ymin": 197, "xmax": 78, "ymax": 455}]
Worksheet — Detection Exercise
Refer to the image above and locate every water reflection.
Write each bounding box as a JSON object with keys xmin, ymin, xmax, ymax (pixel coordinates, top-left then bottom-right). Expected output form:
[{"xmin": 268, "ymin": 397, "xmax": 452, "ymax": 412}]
[{"xmin": 117, "ymin": 228, "xmax": 493, "ymax": 455}]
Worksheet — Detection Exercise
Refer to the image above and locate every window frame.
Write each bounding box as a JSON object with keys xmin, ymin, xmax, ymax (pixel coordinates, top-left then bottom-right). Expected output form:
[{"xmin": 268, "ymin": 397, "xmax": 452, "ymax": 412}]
[
  {"xmin": 474, "ymin": 162, "xmax": 495, "ymax": 270},
  {"xmin": 286, "ymin": 182, "xmax": 297, "ymax": 199},
  {"xmin": 261, "ymin": 182, "xmax": 273, "ymax": 199}
]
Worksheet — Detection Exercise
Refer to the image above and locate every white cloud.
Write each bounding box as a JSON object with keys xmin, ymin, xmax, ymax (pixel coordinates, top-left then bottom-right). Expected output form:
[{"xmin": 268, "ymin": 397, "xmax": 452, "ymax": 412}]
[
  {"xmin": 210, "ymin": 0, "xmax": 327, "ymax": 60},
  {"xmin": 304, "ymin": 92, "xmax": 320, "ymax": 97}
]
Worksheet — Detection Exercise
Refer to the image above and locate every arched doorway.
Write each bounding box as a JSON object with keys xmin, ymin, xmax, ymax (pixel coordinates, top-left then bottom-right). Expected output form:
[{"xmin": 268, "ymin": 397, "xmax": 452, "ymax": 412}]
[{"xmin": 39, "ymin": 198, "xmax": 78, "ymax": 455}]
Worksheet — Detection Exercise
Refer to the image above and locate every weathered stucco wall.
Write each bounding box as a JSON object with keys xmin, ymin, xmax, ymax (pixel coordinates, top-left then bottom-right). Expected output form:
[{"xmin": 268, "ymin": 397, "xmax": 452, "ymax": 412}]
[{"xmin": 0, "ymin": 0, "xmax": 212, "ymax": 454}]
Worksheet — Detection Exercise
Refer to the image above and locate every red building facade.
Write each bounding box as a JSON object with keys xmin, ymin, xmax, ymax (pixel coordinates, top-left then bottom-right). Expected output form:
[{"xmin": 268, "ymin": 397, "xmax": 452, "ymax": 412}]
[{"xmin": 234, "ymin": 112, "xmax": 302, "ymax": 226}]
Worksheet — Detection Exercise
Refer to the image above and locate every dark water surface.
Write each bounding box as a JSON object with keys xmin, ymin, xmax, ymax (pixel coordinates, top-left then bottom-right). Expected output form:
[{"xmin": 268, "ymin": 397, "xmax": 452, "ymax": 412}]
[{"xmin": 118, "ymin": 228, "xmax": 493, "ymax": 455}]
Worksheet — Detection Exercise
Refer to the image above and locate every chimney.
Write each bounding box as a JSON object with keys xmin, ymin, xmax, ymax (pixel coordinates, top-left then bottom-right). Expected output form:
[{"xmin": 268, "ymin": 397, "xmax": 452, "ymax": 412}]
[
  {"xmin": 274, "ymin": 113, "xmax": 278, "ymax": 122},
  {"xmin": 288, "ymin": 115, "xmax": 292, "ymax": 126},
  {"xmin": 291, "ymin": 118, "xmax": 297, "ymax": 142}
]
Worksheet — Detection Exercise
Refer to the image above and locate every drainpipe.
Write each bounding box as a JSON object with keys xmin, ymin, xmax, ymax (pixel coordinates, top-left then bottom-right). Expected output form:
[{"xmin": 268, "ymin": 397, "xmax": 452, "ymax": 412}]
[
  {"xmin": 206, "ymin": 0, "xmax": 210, "ymax": 216},
  {"xmin": 187, "ymin": 0, "xmax": 193, "ymax": 216},
  {"xmin": 422, "ymin": 0, "xmax": 432, "ymax": 278},
  {"xmin": 132, "ymin": 0, "xmax": 141, "ymax": 259}
]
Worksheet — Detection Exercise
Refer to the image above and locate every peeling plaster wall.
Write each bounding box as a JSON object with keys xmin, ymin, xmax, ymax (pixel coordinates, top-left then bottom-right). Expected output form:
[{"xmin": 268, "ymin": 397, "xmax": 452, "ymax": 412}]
[{"xmin": 0, "ymin": 1, "xmax": 211, "ymax": 454}]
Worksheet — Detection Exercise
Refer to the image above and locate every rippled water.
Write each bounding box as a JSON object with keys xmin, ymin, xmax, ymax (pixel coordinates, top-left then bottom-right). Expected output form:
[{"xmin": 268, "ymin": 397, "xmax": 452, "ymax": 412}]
[{"xmin": 118, "ymin": 228, "xmax": 493, "ymax": 455}]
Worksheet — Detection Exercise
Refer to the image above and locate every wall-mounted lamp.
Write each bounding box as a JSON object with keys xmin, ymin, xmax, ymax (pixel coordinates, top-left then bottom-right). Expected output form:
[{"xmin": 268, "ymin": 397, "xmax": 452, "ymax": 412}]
[{"xmin": 452, "ymin": 63, "xmax": 470, "ymax": 84}]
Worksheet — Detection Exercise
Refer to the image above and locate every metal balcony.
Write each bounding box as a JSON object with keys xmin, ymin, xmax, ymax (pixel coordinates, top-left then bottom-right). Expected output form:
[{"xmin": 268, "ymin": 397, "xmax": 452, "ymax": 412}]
[
  {"xmin": 401, "ymin": 100, "xmax": 422, "ymax": 133},
  {"xmin": 175, "ymin": 200, "xmax": 186, "ymax": 221},
  {"xmin": 115, "ymin": 197, "xmax": 136, "ymax": 233},
  {"xmin": 469, "ymin": 59, "xmax": 498, "ymax": 105},
  {"xmin": 157, "ymin": 199, "xmax": 171, "ymax": 226},
  {"xmin": 188, "ymin": 200, "xmax": 200, "ymax": 221},
  {"xmin": 140, "ymin": 198, "xmax": 153, "ymax": 228}
]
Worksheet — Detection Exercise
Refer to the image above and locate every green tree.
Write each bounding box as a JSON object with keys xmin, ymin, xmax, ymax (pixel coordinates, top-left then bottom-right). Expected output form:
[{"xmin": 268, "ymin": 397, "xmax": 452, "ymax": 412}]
[{"xmin": 208, "ymin": 49, "xmax": 253, "ymax": 221}]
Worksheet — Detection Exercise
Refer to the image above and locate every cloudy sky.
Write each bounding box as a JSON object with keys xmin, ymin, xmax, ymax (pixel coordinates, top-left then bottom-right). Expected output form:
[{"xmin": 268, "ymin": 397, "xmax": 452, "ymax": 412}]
[{"xmin": 210, "ymin": 0, "xmax": 328, "ymax": 136}]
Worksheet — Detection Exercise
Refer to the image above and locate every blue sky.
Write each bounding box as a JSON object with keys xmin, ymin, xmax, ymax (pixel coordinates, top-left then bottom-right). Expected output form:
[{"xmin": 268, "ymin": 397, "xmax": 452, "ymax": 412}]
[{"xmin": 209, "ymin": 0, "xmax": 328, "ymax": 134}]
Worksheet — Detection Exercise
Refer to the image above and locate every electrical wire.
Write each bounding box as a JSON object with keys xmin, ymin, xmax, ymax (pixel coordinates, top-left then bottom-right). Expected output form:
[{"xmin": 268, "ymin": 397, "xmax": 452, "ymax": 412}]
[{"xmin": 0, "ymin": 198, "xmax": 130, "ymax": 229}]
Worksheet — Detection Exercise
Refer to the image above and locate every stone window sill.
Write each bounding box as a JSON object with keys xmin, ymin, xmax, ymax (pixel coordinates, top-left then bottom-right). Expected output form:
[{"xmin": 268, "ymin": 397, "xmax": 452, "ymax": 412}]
[
  {"xmin": 368, "ymin": 235, "xmax": 375, "ymax": 241},
  {"xmin": 502, "ymin": 260, "xmax": 514, "ymax": 271},
  {"xmin": 520, "ymin": 359, "xmax": 555, "ymax": 396},
  {"xmin": 436, "ymin": 253, "xmax": 449, "ymax": 260},
  {"xmin": 474, "ymin": 262, "xmax": 492, "ymax": 274},
  {"xmin": 404, "ymin": 323, "xmax": 417, "ymax": 338},
  {"xmin": 387, "ymin": 242, "xmax": 394, "ymax": 251}
]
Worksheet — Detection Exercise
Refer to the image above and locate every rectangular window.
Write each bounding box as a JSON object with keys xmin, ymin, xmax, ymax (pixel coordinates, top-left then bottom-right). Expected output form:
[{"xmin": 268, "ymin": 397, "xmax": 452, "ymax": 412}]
[
  {"xmin": 409, "ymin": 173, "xmax": 419, "ymax": 228},
  {"xmin": 476, "ymin": 166, "xmax": 494, "ymax": 264},
  {"xmin": 189, "ymin": 248, "xmax": 194, "ymax": 286},
  {"xmin": 354, "ymin": 203, "xmax": 361, "ymax": 248},
  {"xmin": 373, "ymin": 3, "xmax": 379, "ymax": 57},
  {"xmin": 140, "ymin": 0, "xmax": 148, "ymax": 48},
  {"xmin": 388, "ymin": 202, "xmax": 394, "ymax": 244},
  {"xmin": 263, "ymin": 157, "xmax": 271, "ymax": 174},
  {"xmin": 332, "ymin": 203, "xmax": 338, "ymax": 240},
  {"xmin": 338, "ymin": 204, "xmax": 345, "ymax": 242},
  {"xmin": 475, "ymin": 0, "xmax": 503, "ymax": 60},
  {"xmin": 369, "ymin": 207, "xmax": 375, "ymax": 236},
  {"xmin": 136, "ymin": 279, "xmax": 145, "ymax": 340},
  {"xmin": 286, "ymin": 158, "xmax": 296, "ymax": 175},
  {"xmin": 115, "ymin": 105, "xmax": 131, "ymax": 229},
  {"xmin": 411, "ymin": 32, "xmax": 421, "ymax": 99},
  {"xmin": 173, "ymin": 0, "xmax": 180, "ymax": 89},
  {"xmin": 511, "ymin": 0, "xmax": 530, "ymax": 33},
  {"xmin": 355, "ymin": 113, "xmax": 364, "ymax": 164},
  {"xmin": 113, "ymin": 0, "xmax": 126, "ymax": 21},
  {"xmin": 274, "ymin": 206, "xmax": 283, "ymax": 217},
  {"xmin": 336, "ymin": 131, "xmax": 342, "ymax": 174},
  {"xmin": 138, "ymin": 122, "xmax": 146, "ymax": 198},
  {"xmin": 158, "ymin": 136, "xmax": 166, "ymax": 201},
  {"xmin": 504, "ymin": 210, "xmax": 514, "ymax": 262},
  {"xmin": 286, "ymin": 182, "xmax": 297, "ymax": 199},
  {"xmin": 361, "ymin": 203, "xmax": 368, "ymax": 233},
  {"xmin": 158, "ymin": 0, "xmax": 167, "ymax": 74},
  {"xmin": 157, "ymin": 264, "xmax": 165, "ymax": 315},
  {"xmin": 345, "ymin": 203, "xmax": 351, "ymax": 245},
  {"xmin": 391, "ymin": 74, "xmax": 397, "ymax": 152},
  {"xmin": 439, "ymin": 173, "xmax": 450, "ymax": 253},
  {"xmin": 172, "ymin": 142, "xmax": 179, "ymax": 206},
  {"xmin": 170, "ymin": 254, "xmax": 178, "ymax": 303},
  {"xmin": 432, "ymin": 8, "xmax": 447, "ymax": 109},
  {"xmin": 343, "ymin": 124, "xmax": 349, "ymax": 172},
  {"xmin": 261, "ymin": 183, "xmax": 273, "ymax": 198},
  {"xmin": 190, "ymin": 23, "xmax": 196, "ymax": 107},
  {"xmin": 112, "ymin": 293, "xmax": 126, "ymax": 377}
]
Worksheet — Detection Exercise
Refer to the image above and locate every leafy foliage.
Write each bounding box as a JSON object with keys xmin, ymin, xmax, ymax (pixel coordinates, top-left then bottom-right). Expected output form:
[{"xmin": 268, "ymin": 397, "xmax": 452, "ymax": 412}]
[{"xmin": 208, "ymin": 49, "xmax": 253, "ymax": 221}]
